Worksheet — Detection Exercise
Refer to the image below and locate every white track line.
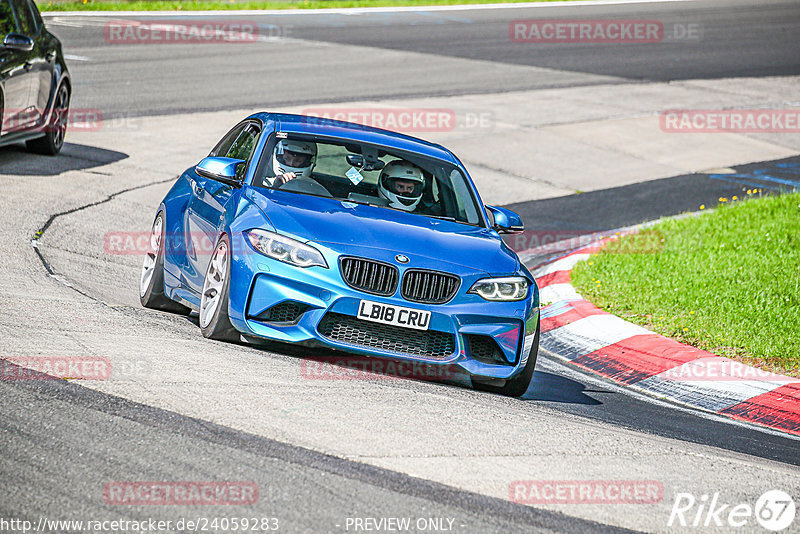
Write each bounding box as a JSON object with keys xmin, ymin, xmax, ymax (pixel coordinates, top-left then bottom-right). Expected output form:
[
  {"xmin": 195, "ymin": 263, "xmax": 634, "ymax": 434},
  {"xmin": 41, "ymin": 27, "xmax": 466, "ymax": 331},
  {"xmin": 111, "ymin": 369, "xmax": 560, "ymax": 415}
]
[
  {"xmin": 637, "ymin": 375, "xmax": 791, "ymax": 412},
  {"xmin": 539, "ymin": 282, "xmax": 583, "ymax": 304},
  {"xmin": 546, "ymin": 314, "xmax": 653, "ymax": 353},
  {"xmin": 537, "ymin": 348, "xmax": 800, "ymax": 441},
  {"xmin": 533, "ymin": 253, "xmax": 591, "ymax": 277}
]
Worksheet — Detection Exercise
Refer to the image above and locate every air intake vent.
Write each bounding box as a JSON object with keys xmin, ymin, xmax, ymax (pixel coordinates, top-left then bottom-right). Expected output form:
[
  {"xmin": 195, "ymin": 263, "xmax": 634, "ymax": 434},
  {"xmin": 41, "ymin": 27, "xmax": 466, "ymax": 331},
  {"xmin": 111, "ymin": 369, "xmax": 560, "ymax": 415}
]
[
  {"xmin": 318, "ymin": 312, "xmax": 456, "ymax": 360},
  {"xmin": 340, "ymin": 257, "xmax": 399, "ymax": 296},
  {"xmin": 250, "ymin": 301, "xmax": 307, "ymax": 324},
  {"xmin": 401, "ymin": 269, "xmax": 460, "ymax": 304},
  {"xmin": 465, "ymin": 334, "xmax": 509, "ymax": 365}
]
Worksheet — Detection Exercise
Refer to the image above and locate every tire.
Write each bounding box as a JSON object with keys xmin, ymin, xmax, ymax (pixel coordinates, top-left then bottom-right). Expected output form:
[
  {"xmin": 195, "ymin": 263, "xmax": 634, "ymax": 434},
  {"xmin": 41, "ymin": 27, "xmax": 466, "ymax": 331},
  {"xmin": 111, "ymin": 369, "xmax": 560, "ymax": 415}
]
[
  {"xmin": 471, "ymin": 318, "xmax": 540, "ymax": 397},
  {"xmin": 26, "ymin": 83, "xmax": 69, "ymax": 156},
  {"xmin": 139, "ymin": 212, "xmax": 191, "ymax": 314},
  {"xmin": 199, "ymin": 235, "xmax": 240, "ymax": 342}
]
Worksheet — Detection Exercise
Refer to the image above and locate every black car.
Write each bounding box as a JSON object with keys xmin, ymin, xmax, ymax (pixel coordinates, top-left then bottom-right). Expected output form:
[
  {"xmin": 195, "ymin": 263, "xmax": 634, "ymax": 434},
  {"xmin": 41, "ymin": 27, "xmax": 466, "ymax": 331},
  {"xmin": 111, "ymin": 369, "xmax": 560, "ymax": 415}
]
[{"xmin": 0, "ymin": 0, "xmax": 70, "ymax": 155}]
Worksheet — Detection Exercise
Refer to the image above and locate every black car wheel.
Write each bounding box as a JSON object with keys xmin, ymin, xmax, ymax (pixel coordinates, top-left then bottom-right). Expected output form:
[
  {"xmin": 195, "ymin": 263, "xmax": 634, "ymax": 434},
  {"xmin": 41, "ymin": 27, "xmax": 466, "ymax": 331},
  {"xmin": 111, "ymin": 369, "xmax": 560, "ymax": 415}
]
[
  {"xmin": 471, "ymin": 318, "xmax": 540, "ymax": 397},
  {"xmin": 26, "ymin": 83, "xmax": 69, "ymax": 155}
]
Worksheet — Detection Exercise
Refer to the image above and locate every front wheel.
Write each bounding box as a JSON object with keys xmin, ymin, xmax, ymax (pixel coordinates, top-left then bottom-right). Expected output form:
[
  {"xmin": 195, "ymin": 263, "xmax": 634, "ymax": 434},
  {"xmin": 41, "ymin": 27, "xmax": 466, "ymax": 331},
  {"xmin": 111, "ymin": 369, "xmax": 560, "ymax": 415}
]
[
  {"xmin": 471, "ymin": 319, "xmax": 540, "ymax": 397},
  {"xmin": 27, "ymin": 83, "xmax": 70, "ymax": 156},
  {"xmin": 140, "ymin": 212, "xmax": 191, "ymax": 314},
  {"xmin": 199, "ymin": 235, "xmax": 240, "ymax": 342}
]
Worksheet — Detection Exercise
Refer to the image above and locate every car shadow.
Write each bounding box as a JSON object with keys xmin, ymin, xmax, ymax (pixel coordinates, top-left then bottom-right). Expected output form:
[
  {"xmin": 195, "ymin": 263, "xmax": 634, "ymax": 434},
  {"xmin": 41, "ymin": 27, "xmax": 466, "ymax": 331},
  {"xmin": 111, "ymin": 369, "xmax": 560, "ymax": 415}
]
[
  {"xmin": 0, "ymin": 142, "xmax": 128, "ymax": 176},
  {"xmin": 521, "ymin": 370, "xmax": 603, "ymax": 405},
  {"xmin": 181, "ymin": 316, "xmax": 603, "ymax": 403},
  {"xmin": 211, "ymin": 327, "xmax": 606, "ymax": 404},
  {"xmin": 244, "ymin": 338, "xmax": 469, "ymax": 387}
]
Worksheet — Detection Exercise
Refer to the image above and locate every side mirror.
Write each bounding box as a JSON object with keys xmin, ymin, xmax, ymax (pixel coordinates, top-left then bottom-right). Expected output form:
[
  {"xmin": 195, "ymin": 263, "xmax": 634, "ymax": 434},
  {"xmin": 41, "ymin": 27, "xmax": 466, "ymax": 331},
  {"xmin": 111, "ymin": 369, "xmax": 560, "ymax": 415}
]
[
  {"xmin": 486, "ymin": 205, "xmax": 524, "ymax": 234},
  {"xmin": 3, "ymin": 34, "xmax": 34, "ymax": 52},
  {"xmin": 195, "ymin": 157, "xmax": 244, "ymax": 187}
]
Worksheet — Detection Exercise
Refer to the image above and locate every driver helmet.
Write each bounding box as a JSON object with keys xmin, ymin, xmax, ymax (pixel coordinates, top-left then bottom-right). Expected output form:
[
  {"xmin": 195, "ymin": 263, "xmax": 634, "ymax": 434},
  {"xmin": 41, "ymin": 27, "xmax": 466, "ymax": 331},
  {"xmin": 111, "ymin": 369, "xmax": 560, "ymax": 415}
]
[
  {"xmin": 378, "ymin": 161, "xmax": 425, "ymax": 211},
  {"xmin": 272, "ymin": 139, "xmax": 317, "ymax": 181}
]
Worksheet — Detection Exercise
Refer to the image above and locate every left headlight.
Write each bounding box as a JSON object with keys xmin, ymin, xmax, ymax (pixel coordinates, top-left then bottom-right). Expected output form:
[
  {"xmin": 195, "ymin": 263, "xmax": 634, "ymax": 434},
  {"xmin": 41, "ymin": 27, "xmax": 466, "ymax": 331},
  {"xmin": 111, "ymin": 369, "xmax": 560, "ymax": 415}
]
[
  {"xmin": 468, "ymin": 276, "xmax": 529, "ymax": 301},
  {"xmin": 245, "ymin": 229, "xmax": 328, "ymax": 268}
]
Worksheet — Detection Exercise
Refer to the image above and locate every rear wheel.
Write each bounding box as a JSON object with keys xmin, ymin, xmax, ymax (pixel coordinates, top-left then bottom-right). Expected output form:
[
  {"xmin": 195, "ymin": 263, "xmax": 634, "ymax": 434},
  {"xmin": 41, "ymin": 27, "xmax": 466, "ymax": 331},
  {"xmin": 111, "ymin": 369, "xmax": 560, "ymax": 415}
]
[
  {"xmin": 26, "ymin": 83, "xmax": 69, "ymax": 155},
  {"xmin": 471, "ymin": 319, "xmax": 540, "ymax": 397},
  {"xmin": 140, "ymin": 212, "xmax": 191, "ymax": 314},
  {"xmin": 199, "ymin": 235, "xmax": 240, "ymax": 342}
]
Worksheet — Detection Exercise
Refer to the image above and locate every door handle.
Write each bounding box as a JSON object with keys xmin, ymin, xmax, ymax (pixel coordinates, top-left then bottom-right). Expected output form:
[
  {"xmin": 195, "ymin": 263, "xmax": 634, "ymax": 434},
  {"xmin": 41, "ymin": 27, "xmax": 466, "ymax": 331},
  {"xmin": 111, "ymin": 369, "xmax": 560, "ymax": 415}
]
[
  {"xmin": 191, "ymin": 180, "xmax": 205, "ymax": 198},
  {"xmin": 46, "ymin": 51, "xmax": 56, "ymax": 62},
  {"xmin": 23, "ymin": 61, "xmax": 33, "ymax": 71}
]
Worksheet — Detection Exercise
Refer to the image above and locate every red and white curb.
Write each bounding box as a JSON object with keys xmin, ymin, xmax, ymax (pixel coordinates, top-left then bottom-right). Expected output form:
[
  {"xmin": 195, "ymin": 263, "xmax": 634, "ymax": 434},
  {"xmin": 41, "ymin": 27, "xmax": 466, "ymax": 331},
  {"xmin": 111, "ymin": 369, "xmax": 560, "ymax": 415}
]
[{"xmin": 530, "ymin": 241, "xmax": 800, "ymax": 437}]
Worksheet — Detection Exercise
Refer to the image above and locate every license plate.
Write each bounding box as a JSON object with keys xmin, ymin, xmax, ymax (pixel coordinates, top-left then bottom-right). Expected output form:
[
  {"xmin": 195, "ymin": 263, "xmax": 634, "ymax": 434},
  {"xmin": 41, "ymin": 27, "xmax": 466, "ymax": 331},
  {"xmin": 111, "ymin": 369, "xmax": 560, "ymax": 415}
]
[{"xmin": 357, "ymin": 300, "xmax": 431, "ymax": 331}]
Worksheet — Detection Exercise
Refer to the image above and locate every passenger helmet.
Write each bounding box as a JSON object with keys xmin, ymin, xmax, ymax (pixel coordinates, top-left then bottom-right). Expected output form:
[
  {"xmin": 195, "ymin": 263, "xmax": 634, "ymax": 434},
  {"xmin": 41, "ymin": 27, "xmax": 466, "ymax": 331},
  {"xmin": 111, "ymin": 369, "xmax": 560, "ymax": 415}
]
[{"xmin": 378, "ymin": 161, "xmax": 425, "ymax": 211}]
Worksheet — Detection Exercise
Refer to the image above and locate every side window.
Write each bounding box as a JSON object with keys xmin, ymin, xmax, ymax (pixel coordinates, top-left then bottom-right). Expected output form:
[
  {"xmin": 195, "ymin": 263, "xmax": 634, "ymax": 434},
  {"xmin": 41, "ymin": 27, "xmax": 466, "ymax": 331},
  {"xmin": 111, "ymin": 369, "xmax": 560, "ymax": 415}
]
[
  {"xmin": 11, "ymin": 0, "xmax": 36, "ymax": 36},
  {"xmin": 27, "ymin": 0, "xmax": 42, "ymax": 31},
  {"xmin": 252, "ymin": 133, "xmax": 277, "ymax": 186},
  {"xmin": 225, "ymin": 124, "xmax": 261, "ymax": 180},
  {"xmin": 0, "ymin": 0, "xmax": 18, "ymax": 36},
  {"xmin": 209, "ymin": 123, "xmax": 247, "ymax": 158},
  {"xmin": 225, "ymin": 125, "xmax": 259, "ymax": 160}
]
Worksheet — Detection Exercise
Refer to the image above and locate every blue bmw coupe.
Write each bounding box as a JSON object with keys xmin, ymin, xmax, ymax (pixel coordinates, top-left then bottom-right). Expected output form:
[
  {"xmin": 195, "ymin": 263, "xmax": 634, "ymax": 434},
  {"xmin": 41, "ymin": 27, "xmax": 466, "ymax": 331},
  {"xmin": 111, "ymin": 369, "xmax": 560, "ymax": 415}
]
[{"xmin": 140, "ymin": 113, "xmax": 539, "ymax": 396}]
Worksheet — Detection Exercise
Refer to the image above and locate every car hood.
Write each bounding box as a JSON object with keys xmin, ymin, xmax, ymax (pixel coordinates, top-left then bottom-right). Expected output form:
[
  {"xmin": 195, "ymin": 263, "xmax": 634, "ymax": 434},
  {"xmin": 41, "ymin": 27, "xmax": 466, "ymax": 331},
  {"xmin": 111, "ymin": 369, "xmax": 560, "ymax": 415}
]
[{"xmin": 244, "ymin": 188, "xmax": 519, "ymax": 275}]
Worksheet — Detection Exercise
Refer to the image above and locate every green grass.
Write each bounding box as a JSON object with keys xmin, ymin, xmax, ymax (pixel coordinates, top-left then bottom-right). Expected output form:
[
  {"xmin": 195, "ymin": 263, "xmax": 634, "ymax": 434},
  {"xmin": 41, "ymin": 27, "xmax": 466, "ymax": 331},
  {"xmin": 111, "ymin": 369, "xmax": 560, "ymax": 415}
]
[
  {"xmin": 572, "ymin": 191, "xmax": 800, "ymax": 376},
  {"xmin": 42, "ymin": 0, "xmax": 575, "ymax": 12}
]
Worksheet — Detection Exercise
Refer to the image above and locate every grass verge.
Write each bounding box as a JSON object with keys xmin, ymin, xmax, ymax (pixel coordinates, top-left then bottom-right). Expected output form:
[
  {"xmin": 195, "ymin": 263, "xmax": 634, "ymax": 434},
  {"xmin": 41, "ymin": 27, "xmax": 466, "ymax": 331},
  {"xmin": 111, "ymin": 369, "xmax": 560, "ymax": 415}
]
[
  {"xmin": 42, "ymin": 0, "xmax": 574, "ymax": 12},
  {"xmin": 572, "ymin": 191, "xmax": 800, "ymax": 377}
]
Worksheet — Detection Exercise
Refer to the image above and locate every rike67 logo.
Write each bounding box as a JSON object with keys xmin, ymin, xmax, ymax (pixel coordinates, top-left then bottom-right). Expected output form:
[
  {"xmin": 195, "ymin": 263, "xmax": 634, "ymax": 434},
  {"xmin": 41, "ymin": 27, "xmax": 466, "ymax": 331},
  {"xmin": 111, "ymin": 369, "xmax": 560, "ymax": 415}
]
[{"xmin": 669, "ymin": 490, "xmax": 796, "ymax": 531}]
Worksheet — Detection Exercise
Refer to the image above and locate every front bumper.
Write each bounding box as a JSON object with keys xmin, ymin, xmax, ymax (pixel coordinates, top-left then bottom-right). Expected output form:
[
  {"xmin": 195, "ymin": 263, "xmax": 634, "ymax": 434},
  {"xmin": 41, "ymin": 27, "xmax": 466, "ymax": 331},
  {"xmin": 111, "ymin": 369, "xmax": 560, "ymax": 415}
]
[{"xmin": 227, "ymin": 233, "xmax": 539, "ymax": 380}]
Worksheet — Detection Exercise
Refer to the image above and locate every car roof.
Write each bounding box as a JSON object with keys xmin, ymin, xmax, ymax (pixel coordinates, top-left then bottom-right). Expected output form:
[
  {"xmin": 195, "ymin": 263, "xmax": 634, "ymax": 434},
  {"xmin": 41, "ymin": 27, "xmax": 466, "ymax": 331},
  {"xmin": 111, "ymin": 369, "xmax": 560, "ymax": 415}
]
[{"xmin": 248, "ymin": 112, "xmax": 459, "ymax": 165}]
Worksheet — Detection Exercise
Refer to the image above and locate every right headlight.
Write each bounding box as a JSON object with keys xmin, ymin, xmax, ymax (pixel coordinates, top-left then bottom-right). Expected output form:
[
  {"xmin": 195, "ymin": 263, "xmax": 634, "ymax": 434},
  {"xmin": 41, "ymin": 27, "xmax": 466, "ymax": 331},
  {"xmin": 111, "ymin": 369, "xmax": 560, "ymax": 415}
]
[
  {"xmin": 245, "ymin": 229, "xmax": 327, "ymax": 268},
  {"xmin": 468, "ymin": 276, "xmax": 529, "ymax": 301}
]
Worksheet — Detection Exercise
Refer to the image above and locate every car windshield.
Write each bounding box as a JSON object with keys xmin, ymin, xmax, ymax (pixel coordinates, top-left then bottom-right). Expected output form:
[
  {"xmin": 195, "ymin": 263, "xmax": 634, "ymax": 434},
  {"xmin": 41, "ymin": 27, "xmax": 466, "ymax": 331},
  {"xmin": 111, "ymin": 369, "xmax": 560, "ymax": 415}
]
[{"xmin": 254, "ymin": 134, "xmax": 484, "ymax": 226}]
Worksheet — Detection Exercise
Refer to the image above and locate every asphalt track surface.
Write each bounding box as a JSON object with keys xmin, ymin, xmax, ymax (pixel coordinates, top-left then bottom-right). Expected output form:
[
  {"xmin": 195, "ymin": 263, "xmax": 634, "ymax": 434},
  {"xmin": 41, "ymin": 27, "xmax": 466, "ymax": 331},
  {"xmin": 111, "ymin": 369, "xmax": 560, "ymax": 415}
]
[
  {"xmin": 1, "ymin": 362, "xmax": 624, "ymax": 534},
  {"xmin": 1, "ymin": 1, "xmax": 799, "ymax": 532},
  {"xmin": 49, "ymin": 0, "xmax": 800, "ymax": 117}
]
